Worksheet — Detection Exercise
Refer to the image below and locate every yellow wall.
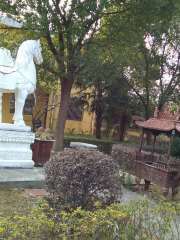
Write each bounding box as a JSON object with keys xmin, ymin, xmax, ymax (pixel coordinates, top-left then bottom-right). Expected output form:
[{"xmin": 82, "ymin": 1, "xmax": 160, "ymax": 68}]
[
  {"xmin": 2, "ymin": 89, "xmax": 48, "ymax": 128},
  {"xmin": 2, "ymin": 87, "xmax": 94, "ymax": 134},
  {"xmin": 46, "ymin": 88, "xmax": 94, "ymax": 135},
  {"xmin": 2, "ymin": 93, "xmax": 32, "ymax": 126}
]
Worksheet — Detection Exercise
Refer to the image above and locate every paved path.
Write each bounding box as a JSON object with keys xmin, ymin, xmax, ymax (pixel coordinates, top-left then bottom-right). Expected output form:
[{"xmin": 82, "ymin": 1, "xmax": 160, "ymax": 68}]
[
  {"xmin": 0, "ymin": 167, "xmax": 44, "ymax": 188},
  {"xmin": 121, "ymin": 188, "xmax": 147, "ymax": 203}
]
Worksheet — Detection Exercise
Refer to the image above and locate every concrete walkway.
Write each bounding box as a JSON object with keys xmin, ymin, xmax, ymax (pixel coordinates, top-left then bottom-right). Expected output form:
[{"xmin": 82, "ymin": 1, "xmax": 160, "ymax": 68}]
[
  {"xmin": 0, "ymin": 167, "xmax": 45, "ymax": 188},
  {"xmin": 121, "ymin": 188, "xmax": 147, "ymax": 204}
]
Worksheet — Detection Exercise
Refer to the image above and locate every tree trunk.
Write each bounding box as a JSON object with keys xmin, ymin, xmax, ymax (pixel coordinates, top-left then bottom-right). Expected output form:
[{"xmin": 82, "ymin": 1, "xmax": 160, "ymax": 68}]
[
  {"xmin": 53, "ymin": 79, "xmax": 73, "ymax": 152},
  {"xmin": 118, "ymin": 110, "xmax": 127, "ymax": 142},
  {"xmin": 105, "ymin": 122, "xmax": 113, "ymax": 138},
  {"xmin": 145, "ymin": 107, "xmax": 151, "ymax": 145},
  {"xmin": 95, "ymin": 89, "xmax": 103, "ymax": 139},
  {"xmin": 96, "ymin": 107, "xmax": 103, "ymax": 139},
  {"xmin": 146, "ymin": 131, "xmax": 151, "ymax": 145}
]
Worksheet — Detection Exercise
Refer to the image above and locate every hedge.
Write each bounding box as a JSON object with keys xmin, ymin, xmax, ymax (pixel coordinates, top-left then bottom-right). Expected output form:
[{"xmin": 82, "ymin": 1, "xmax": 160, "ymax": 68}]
[{"xmin": 63, "ymin": 135, "xmax": 121, "ymax": 154}]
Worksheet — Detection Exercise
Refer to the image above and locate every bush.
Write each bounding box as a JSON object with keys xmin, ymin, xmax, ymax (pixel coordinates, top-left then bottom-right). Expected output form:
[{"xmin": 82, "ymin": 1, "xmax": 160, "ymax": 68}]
[
  {"xmin": 60, "ymin": 200, "xmax": 179, "ymax": 240},
  {"xmin": 45, "ymin": 148, "xmax": 122, "ymax": 211},
  {"xmin": 1, "ymin": 200, "xmax": 180, "ymax": 240},
  {"xmin": 63, "ymin": 135, "xmax": 121, "ymax": 154},
  {"xmin": 112, "ymin": 144, "xmax": 167, "ymax": 173},
  {"xmin": 0, "ymin": 206, "xmax": 57, "ymax": 240},
  {"xmin": 111, "ymin": 144, "xmax": 135, "ymax": 173},
  {"xmin": 171, "ymin": 137, "xmax": 180, "ymax": 158}
]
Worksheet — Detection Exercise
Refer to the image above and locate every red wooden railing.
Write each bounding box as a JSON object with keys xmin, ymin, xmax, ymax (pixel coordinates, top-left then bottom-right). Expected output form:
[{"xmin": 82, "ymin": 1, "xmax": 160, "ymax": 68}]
[{"xmin": 134, "ymin": 150, "xmax": 179, "ymax": 172}]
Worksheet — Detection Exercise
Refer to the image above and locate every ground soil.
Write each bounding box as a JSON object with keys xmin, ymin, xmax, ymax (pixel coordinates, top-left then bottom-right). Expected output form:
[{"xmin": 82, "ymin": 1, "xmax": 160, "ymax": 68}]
[
  {"xmin": 0, "ymin": 185, "xmax": 179, "ymax": 218},
  {"xmin": 0, "ymin": 189, "xmax": 43, "ymax": 217},
  {"xmin": 138, "ymin": 184, "xmax": 180, "ymax": 204}
]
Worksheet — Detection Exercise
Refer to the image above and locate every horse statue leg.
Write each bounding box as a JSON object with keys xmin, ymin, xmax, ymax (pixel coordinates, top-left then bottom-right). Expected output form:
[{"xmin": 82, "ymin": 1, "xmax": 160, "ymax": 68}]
[
  {"xmin": 0, "ymin": 92, "xmax": 3, "ymax": 123},
  {"xmin": 13, "ymin": 91, "xmax": 18, "ymax": 122},
  {"xmin": 14, "ymin": 89, "xmax": 27, "ymax": 126}
]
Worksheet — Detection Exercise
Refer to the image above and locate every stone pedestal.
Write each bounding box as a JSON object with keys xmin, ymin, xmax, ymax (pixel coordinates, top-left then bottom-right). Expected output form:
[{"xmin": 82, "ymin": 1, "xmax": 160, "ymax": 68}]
[
  {"xmin": 0, "ymin": 123, "xmax": 35, "ymax": 168},
  {"xmin": 70, "ymin": 142, "xmax": 98, "ymax": 151}
]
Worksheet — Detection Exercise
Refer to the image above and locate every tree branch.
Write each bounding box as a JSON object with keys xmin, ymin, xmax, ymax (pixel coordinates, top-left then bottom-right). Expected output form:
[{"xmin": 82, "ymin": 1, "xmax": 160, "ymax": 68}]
[
  {"xmin": 125, "ymin": 78, "xmax": 146, "ymax": 108},
  {"xmin": 74, "ymin": 65, "xmax": 85, "ymax": 75},
  {"xmin": 104, "ymin": 8, "xmax": 131, "ymax": 16},
  {"xmin": 33, "ymin": 101, "xmax": 61, "ymax": 122},
  {"xmin": 46, "ymin": 34, "xmax": 58, "ymax": 56}
]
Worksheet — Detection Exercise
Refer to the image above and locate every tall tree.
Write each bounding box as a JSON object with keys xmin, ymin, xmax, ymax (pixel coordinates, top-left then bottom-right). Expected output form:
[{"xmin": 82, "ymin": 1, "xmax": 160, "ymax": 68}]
[
  {"xmin": 0, "ymin": 0, "xmax": 116, "ymax": 151},
  {"xmin": 75, "ymin": 36, "xmax": 130, "ymax": 140},
  {"xmin": 1, "ymin": 0, "xmax": 179, "ymax": 149},
  {"xmin": 98, "ymin": 0, "xmax": 180, "ymax": 143}
]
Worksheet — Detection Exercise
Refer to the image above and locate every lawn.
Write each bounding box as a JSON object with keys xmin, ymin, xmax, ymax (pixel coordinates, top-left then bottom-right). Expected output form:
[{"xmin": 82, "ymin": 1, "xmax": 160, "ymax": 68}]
[{"xmin": 0, "ymin": 189, "xmax": 42, "ymax": 217}]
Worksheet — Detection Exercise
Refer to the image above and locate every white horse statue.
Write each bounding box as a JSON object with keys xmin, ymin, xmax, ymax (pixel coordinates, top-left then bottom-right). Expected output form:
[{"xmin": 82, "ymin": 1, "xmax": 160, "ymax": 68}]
[{"xmin": 0, "ymin": 40, "xmax": 43, "ymax": 126}]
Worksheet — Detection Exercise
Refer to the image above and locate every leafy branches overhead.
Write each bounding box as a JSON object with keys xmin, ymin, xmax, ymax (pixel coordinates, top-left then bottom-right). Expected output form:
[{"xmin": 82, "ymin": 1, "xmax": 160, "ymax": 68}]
[
  {"xmin": 0, "ymin": 0, "xmax": 117, "ymax": 85},
  {"xmin": 99, "ymin": 0, "xmax": 180, "ymax": 121},
  {"xmin": 0, "ymin": 0, "xmax": 121, "ymax": 150},
  {"xmin": 1, "ymin": 0, "xmax": 180, "ymax": 148}
]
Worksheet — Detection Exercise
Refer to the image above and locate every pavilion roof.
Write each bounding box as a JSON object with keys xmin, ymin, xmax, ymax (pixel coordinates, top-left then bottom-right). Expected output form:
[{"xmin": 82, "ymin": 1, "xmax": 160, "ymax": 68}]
[
  {"xmin": 135, "ymin": 105, "xmax": 180, "ymax": 133},
  {"xmin": 135, "ymin": 118, "xmax": 180, "ymax": 132}
]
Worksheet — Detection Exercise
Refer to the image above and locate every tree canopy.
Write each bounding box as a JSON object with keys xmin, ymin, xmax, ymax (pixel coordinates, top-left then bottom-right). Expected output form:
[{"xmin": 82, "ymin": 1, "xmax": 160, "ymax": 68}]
[
  {"xmin": 98, "ymin": 0, "xmax": 180, "ymax": 120},
  {"xmin": 1, "ymin": 0, "xmax": 180, "ymax": 146},
  {"xmin": 0, "ymin": 0, "xmax": 116, "ymax": 150}
]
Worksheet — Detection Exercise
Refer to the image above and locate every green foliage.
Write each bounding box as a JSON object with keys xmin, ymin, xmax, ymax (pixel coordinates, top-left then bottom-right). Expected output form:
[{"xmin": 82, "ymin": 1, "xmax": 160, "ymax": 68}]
[
  {"xmin": 120, "ymin": 164, "xmax": 134, "ymax": 190},
  {"xmin": 76, "ymin": 38, "xmax": 130, "ymax": 140},
  {"xmin": 171, "ymin": 137, "xmax": 180, "ymax": 158},
  {"xmin": 79, "ymin": 128, "xmax": 89, "ymax": 135},
  {"xmin": 100, "ymin": 0, "xmax": 180, "ymax": 120},
  {"xmin": 63, "ymin": 135, "xmax": 121, "ymax": 154},
  {"xmin": 1, "ymin": 200, "xmax": 180, "ymax": 239},
  {"xmin": 45, "ymin": 148, "xmax": 122, "ymax": 211},
  {"xmin": 0, "ymin": 0, "xmax": 113, "ymax": 83},
  {"xmin": 0, "ymin": 206, "xmax": 57, "ymax": 240},
  {"xmin": 2, "ymin": 0, "xmax": 180, "ymax": 150},
  {"xmin": 125, "ymin": 174, "xmax": 133, "ymax": 190},
  {"xmin": 121, "ymin": 172, "xmax": 134, "ymax": 191},
  {"xmin": 66, "ymin": 128, "xmax": 76, "ymax": 134},
  {"xmin": 0, "ymin": 0, "xmax": 116, "ymax": 151},
  {"xmin": 59, "ymin": 200, "xmax": 179, "ymax": 240}
]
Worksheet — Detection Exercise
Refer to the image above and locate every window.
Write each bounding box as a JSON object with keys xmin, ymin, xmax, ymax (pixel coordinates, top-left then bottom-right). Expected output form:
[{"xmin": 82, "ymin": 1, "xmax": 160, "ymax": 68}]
[
  {"xmin": 10, "ymin": 93, "xmax": 35, "ymax": 115},
  {"xmin": 66, "ymin": 97, "xmax": 83, "ymax": 121}
]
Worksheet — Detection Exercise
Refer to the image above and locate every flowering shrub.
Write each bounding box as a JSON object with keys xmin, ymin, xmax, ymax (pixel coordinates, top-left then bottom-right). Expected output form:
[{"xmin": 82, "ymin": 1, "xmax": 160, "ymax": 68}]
[
  {"xmin": 45, "ymin": 148, "xmax": 122, "ymax": 210},
  {"xmin": 59, "ymin": 200, "xmax": 180, "ymax": 240},
  {"xmin": 0, "ymin": 200, "xmax": 180, "ymax": 239},
  {"xmin": 0, "ymin": 205, "xmax": 57, "ymax": 240}
]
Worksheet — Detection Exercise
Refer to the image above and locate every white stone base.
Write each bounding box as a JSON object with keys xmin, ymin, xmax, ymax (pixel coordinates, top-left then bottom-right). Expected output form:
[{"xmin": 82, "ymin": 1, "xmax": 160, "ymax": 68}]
[
  {"xmin": 0, "ymin": 123, "xmax": 31, "ymax": 132},
  {"xmin": 0, "ymin": 160, "xmax": 34, "ymax": 168},
  {"xmin": 0, "ymin": 124, "xmax": 35, "ymax": 168}
]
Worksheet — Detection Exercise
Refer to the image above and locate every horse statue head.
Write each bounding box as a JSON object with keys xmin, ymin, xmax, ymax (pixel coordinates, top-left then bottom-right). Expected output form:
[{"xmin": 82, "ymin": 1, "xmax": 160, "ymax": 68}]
[{"xmin": 16, "ymin": 39, "xmax": 43, "ymax": 71}]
